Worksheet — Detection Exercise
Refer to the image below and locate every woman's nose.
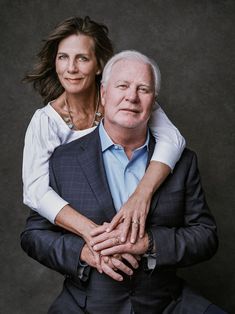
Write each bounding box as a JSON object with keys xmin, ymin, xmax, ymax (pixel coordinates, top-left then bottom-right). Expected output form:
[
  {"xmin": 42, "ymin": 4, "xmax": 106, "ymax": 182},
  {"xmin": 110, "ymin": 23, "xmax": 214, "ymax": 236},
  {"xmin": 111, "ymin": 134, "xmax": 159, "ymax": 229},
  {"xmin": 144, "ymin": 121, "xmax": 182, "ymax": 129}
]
[{"xmin": 67, "ymin": 59, "xmax": 78, "ymax": 73}]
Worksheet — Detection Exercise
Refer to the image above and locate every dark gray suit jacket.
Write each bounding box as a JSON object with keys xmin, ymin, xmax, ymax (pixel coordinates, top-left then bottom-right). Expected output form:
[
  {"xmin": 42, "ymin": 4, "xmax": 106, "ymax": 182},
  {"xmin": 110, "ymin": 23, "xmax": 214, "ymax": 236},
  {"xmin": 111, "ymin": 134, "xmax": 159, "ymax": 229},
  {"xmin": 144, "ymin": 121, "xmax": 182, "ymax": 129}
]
[{"xmin": 21, "ymin": 127, "xmax": 218, "ymax": 314}]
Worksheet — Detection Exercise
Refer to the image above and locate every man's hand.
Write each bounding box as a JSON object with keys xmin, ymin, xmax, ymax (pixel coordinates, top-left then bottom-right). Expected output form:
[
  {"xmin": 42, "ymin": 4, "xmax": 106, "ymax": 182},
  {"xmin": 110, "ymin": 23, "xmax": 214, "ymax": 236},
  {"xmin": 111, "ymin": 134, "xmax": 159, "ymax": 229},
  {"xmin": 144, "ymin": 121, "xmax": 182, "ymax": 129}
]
[
  {"xmin": 80, "ymin": 244, "xmax": 140, "ymax": 281},
  {"xmin": 92, "ymin": 231, "xmax": 149, "ymax": 256}
]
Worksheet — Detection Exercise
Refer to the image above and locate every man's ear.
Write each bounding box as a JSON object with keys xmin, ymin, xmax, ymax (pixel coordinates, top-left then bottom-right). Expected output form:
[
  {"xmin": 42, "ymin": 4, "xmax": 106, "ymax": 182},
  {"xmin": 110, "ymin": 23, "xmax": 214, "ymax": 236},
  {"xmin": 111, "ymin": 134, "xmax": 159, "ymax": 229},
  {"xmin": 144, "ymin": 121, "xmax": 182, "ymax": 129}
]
[{"xmin": 100, "ymin": 84, "xmax": 106, "ymax": 107}]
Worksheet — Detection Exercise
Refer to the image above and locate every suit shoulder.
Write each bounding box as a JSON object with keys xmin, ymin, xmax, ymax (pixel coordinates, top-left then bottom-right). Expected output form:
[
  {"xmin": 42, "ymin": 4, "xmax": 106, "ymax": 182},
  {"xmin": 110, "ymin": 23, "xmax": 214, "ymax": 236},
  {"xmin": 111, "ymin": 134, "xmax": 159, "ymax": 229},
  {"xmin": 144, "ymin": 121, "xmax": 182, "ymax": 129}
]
[
  {"xmin": 181, "ymin": 147, "xmax": 197, "ymax": 161},
  {"xmin": 52, "ymin": 128, "xmax": 98, "ymax": 160},
  {"xmin": 174, "ymin": 147, "xmax": 198, "ymax": 172}
]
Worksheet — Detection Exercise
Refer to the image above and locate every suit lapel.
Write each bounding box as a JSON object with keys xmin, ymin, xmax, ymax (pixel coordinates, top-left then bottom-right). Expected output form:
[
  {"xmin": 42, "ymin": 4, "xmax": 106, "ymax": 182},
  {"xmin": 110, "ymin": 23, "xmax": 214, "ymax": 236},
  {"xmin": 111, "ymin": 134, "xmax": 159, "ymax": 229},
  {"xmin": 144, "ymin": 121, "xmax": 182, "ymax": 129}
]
[
  {"xmin": 76, "ymin": 128, "xmax": 116, "ymax": 222},
  {"xmin": 75, "ymin": 129, "xmax": 162, "ymax": 222}
]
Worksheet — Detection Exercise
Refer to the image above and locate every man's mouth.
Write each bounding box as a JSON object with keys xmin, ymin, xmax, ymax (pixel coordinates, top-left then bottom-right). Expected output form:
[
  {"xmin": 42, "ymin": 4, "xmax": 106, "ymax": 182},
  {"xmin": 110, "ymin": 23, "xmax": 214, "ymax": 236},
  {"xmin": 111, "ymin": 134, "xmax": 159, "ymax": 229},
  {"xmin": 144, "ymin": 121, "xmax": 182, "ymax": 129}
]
[{"xmin": 121, "ymin": 108, "xmax": 139, "ymax": 113}]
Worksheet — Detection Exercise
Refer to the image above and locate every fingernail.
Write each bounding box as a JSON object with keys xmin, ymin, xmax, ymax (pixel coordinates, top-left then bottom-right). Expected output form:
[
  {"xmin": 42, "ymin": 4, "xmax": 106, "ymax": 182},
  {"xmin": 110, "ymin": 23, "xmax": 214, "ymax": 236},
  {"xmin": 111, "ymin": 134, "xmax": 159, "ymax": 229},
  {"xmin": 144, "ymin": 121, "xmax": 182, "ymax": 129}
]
[
  {"xmin": 106, "ymin": 228, "xmax": 110, "ymax": 232},
  {"xmin": 118, "ymin": 276, "xmax": 123, "ymax": 281},
  {"xmin": 93, "ymin": 245, "xmax": 97, "ymax": 250},
  {"xmin": 121, "ymin": 237, "xmax": 125, "ymax": 242},
  {"xmin": 129, "ymin": 270, "xmax": 133, "ymax": 275},
  {"xmin": 131, "ymin": 239, "xmax": 135, "ymax": 244}
]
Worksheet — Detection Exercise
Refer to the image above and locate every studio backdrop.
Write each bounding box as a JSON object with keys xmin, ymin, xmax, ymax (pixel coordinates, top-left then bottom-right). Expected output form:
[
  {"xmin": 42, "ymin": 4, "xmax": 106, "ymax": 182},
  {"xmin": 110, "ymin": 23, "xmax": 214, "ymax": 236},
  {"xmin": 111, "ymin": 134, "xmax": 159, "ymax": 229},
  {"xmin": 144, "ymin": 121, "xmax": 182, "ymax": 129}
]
[{"xmin": 0, "ymin": 1, "xmax": 234, "ymax": 313}]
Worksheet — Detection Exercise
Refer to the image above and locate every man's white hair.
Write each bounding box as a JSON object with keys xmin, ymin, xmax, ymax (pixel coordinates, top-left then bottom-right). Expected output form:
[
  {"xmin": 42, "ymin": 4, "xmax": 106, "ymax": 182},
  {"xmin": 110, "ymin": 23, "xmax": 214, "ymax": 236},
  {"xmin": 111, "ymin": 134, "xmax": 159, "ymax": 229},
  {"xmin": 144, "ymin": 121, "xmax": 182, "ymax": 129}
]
[{"xmin": 101, "ymin": 50, "xmax": 161, "ymax": 96}]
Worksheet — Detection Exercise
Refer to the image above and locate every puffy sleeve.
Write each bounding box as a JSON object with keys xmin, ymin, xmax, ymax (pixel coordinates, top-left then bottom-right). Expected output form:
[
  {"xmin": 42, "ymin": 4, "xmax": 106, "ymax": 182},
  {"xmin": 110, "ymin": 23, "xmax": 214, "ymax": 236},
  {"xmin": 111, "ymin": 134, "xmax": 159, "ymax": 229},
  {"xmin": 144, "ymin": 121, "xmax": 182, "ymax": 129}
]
[
  {"xmin": 22, "ymin": 109, "xmax": 69, "ymax": 223},
  {"xmin": 149, "ymin": 103, "xmax": 186, "ymax": 170}
]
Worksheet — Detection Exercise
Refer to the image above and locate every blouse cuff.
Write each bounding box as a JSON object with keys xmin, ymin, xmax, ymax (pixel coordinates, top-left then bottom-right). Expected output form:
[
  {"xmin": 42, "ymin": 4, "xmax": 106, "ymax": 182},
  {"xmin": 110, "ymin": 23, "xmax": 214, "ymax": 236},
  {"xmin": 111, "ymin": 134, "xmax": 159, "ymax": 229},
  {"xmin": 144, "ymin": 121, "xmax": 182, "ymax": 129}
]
[
  {"xmin": 38, "ymin": 190, "xmax": 69, "ymax": 224},
  {"xmin": 151, "ymin": 141, "xmax": 183, "ymax": 171}
]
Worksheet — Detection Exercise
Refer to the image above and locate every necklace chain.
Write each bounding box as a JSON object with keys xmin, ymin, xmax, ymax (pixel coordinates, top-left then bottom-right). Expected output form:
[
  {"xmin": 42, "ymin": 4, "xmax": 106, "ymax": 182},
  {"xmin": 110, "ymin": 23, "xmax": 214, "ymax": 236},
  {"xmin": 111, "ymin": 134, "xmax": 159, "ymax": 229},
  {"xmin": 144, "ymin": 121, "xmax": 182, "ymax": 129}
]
[{"xmin": 64, "ymin": 93, "xmax": 102, "ymax": 130}]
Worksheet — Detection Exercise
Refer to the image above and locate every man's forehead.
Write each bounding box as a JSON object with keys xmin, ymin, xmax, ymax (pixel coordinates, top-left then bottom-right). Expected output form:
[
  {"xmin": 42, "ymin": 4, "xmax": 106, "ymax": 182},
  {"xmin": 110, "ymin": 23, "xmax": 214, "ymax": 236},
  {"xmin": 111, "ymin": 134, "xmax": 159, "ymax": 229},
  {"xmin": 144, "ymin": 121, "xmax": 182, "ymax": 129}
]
[{"xmin": 110, "ymin": 59, "xmax": 153, "ymax": 82}]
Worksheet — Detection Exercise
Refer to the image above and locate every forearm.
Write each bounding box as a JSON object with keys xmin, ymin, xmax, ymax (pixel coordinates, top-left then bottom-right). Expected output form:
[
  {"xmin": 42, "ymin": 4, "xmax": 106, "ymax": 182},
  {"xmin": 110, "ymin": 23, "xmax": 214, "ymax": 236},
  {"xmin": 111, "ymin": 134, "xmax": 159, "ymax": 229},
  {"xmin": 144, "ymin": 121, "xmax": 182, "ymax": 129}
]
[
  {"xmin": 55, "ymin": 205, "xmax": 97, "ymax": 242},
  {"xmin": 135, "ymin": 160, "xmax": 171, "ymax": 196},
  {"xmin": 151, "ymin": 224, "xmax": 218, "ymax": 267},
  {"xmin": 21, "ymin": 212, "xmax": 85, "ymax": 276}
]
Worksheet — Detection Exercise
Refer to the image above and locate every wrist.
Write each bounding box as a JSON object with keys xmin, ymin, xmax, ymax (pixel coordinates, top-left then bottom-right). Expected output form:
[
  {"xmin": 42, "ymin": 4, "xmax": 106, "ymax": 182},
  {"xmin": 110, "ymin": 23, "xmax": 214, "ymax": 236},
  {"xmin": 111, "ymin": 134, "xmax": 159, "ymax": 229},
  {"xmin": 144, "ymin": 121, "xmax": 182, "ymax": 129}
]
[
  {"xmin": 134, "ymin": 183, "xmax": 155, "ymax": 199},
  {"xmin": 80, "ymin": 244, "xmax": 88, "ymax": 263}
]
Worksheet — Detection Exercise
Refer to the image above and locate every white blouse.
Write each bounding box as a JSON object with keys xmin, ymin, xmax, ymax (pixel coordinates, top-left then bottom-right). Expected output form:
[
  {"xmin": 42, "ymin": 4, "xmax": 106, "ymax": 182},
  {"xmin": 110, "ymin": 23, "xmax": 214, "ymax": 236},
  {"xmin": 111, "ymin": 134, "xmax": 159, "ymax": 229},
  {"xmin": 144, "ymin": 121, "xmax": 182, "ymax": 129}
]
[{"xmin": 22, "ymin": 103, "xmax": 185, "ymax": 223}]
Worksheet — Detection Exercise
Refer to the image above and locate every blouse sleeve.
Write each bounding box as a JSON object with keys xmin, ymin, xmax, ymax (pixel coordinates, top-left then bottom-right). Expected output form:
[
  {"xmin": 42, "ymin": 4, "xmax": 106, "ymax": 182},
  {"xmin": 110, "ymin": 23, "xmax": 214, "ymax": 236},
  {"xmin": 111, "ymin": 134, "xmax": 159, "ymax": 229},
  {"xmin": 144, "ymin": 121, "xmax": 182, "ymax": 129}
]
[
  {"xmin": 149, "ymin": 103, "xmax": 186, "ymax": 170},
  {"xmin": 22, "ymin": 109, "xmax": 69, "ymax": 223}
]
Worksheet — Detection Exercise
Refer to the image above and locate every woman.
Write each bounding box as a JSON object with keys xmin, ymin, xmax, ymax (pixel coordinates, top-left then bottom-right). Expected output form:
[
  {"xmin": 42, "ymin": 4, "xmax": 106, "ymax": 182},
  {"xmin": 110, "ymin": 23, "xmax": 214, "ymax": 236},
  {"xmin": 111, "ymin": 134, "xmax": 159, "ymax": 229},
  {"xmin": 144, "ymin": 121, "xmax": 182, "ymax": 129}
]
[{"xmin": 23, "ymin": 16, "xmax": 185, "ymax": 267}]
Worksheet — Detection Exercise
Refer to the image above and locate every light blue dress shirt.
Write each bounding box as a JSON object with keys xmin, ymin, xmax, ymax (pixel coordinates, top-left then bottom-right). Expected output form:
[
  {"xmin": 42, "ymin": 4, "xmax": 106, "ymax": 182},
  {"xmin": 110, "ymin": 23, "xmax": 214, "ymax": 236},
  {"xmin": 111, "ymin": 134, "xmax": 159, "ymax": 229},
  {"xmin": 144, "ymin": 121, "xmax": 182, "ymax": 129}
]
[{"xmin": 99, "ymin": 121, "xmax": 150, "ymax": 212}]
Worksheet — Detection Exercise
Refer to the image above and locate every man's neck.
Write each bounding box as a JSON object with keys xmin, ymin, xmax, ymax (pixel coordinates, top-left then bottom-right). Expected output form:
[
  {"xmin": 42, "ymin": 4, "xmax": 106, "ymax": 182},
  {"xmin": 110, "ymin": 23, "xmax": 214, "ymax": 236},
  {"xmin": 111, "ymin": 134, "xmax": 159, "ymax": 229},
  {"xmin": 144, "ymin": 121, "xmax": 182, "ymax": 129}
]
[{"xmin": 103, "ymin": 120, "xmax": 148, "ymax": 159}]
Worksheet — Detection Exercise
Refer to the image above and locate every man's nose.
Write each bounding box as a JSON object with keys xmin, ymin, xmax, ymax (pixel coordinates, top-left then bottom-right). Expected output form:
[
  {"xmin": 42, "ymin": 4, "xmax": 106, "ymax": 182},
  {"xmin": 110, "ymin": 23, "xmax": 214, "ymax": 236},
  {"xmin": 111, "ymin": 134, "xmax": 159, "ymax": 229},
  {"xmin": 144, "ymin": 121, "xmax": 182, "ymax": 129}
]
[
  {"xmin": 125, "ymin": 87, "xmax": 139, "ymax": 103},
  {"xmin": 67, "ymin": 59, "xmax": 78, "ymax": 73}
]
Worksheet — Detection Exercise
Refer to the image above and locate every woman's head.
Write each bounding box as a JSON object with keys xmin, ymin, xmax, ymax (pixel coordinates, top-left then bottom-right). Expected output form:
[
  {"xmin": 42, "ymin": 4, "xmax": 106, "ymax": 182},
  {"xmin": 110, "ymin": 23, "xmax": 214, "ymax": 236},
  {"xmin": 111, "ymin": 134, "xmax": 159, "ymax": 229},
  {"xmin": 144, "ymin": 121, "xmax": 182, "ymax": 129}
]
[{"xmin": 25, "ymin": 16, "xmax": 113, "ymax": 104}]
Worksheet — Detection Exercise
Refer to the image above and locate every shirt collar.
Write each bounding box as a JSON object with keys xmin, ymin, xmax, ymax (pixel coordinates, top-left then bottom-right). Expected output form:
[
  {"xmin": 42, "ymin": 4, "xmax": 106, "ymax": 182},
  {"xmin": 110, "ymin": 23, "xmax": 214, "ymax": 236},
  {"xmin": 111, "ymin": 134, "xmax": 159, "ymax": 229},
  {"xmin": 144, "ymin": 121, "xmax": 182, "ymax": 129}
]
[{"xmin": 99, "ymin": 120, "xmax": 150, "ymax": 153}]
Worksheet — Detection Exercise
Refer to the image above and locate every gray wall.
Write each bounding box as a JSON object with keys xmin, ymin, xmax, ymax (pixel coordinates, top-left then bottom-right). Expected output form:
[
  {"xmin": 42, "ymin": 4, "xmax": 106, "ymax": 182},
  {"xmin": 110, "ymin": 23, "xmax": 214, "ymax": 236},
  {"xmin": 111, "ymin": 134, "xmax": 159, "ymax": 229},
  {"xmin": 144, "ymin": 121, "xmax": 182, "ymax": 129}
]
[{"xmin": 0, "ymin": 0, "xmax": 234, "ymax": 313}]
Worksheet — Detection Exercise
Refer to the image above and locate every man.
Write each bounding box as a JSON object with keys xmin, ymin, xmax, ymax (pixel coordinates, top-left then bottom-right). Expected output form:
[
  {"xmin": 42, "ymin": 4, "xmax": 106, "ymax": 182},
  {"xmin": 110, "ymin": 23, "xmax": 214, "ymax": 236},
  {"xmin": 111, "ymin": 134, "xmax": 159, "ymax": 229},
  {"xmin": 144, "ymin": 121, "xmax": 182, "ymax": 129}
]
[{"xmin": 21, "ymin": 51, "xmax": 223, "ymax": 313}]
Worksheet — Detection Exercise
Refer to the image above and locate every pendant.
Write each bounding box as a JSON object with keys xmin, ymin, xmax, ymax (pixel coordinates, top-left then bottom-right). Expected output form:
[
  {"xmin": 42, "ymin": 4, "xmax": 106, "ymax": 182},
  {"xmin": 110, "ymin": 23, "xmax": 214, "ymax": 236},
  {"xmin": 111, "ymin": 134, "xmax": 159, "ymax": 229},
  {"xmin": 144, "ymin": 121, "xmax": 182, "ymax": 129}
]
[{"xmin": 67, "ymin": 122, "xmax": 74, "ymax": 129}]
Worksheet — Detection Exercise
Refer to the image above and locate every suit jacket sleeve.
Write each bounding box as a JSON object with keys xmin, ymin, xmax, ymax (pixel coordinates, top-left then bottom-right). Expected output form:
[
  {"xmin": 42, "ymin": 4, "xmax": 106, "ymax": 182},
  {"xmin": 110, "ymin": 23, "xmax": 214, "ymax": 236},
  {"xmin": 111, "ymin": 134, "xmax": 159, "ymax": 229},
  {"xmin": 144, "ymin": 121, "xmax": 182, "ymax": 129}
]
[
  {"xmin": 150, "ymin": 151, "xmax": 218, "ymax": 267},
  {"xmin": 20, "ymin": 153, "xmax": 85, "ymax": 277}
]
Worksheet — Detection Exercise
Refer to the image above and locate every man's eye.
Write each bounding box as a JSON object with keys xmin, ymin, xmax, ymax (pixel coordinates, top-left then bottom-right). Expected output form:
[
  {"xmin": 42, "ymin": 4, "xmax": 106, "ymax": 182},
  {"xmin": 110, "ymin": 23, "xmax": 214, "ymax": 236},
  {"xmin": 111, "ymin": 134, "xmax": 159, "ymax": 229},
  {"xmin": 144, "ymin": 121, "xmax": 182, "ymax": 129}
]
[
  {"xmin": 138, "ymin": 87, "xmax": 149, "ymax": 93},
  {"xmin": 117, "ymin": 84, "xmax": 128, "ymax": 89}
]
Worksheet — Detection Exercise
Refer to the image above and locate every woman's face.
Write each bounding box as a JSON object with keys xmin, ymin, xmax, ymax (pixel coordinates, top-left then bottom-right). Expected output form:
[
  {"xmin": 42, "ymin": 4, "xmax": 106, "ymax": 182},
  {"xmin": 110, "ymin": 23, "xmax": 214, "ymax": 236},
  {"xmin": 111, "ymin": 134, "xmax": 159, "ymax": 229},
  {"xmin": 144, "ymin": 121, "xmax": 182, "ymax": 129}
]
[{"xmin": 55, "ymin": 34, "xmax": 100, "ymax": 95}]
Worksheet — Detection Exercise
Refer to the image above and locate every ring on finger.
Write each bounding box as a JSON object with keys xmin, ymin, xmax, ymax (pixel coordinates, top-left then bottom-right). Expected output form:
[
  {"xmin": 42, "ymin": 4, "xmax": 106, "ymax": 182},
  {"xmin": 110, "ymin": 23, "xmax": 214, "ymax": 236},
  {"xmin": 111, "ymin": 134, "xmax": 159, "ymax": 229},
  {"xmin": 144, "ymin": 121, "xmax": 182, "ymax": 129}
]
[
  {"xmin": 115, "ymin": 237, "xmax": 120, "ymax": 244},
  {"xmin": 132, "ymin": 220, "xmax": 140, "ymax": 225}
]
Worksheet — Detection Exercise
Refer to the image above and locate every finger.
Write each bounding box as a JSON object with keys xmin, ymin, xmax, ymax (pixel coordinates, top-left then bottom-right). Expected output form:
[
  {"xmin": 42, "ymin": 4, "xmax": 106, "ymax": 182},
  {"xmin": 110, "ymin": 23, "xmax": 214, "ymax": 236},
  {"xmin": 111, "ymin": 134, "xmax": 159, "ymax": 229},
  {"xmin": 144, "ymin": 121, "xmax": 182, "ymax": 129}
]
[
  {"xmin": 106, "ymin": 212, "xmax": 123, "ymax": 232},
  {"xmin": 90, "ymin": 223, "xmax": 109, "ymax": 237},
  {"xmin": 90, "ymin": 233, "xmax": 108, "ymax": 246},
  {"xmin": 93, "ymin": 251, "xmax": 102, "ymax": 273},
  {"xmin": 101, "ymin": 261, "xmax": 123, "ymax": 281},
  {"xmin": 111, "ymin": 257, "xmax": 133, "ymax": 276},
  {"xmin": 130, "ymin": 220, "xmax": 139, "ymax": 244},
  {"xmin": 101, "ymin": 244, "xmax": 126, "ymax": 256},
  {"xmin": 139, "ymin": 215, "xmax": 146, "ymax": 239},
  {"xmin": 120, "ymin": 216, "xmax": 132, "ymax": 242},
  {"xmin": 93, "ymin": 237, "xmax": 121, "ymax": 251},
  {"xmin": 90, "ymin": 230, "xmax": 117, "ymax": 246},
  {"xmin": 121, "ymin": 253, "xmax": 139, "ymax": 269}
]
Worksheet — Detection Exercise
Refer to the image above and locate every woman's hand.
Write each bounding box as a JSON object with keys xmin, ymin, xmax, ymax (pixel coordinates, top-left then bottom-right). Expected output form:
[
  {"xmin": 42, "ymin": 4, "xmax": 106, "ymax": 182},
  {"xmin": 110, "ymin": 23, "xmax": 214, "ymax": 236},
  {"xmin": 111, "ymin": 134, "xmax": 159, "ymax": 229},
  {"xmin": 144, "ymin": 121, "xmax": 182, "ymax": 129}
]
[{"xmin": 106, "ymin": 188, "xmax": 152, "ymax": 244}]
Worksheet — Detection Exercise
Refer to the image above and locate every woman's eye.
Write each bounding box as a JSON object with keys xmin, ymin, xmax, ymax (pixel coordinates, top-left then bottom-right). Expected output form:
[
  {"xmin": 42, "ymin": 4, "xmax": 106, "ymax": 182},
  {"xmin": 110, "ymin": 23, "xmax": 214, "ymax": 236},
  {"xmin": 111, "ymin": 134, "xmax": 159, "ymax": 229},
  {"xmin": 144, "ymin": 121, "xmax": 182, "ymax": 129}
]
[
  {"xmin": 58, "ymin": 55, "xmax": 67, "ymax": 60},
  {"xmin": 78, "ymin": 56, "xmax": 88, "ymax": 62}
]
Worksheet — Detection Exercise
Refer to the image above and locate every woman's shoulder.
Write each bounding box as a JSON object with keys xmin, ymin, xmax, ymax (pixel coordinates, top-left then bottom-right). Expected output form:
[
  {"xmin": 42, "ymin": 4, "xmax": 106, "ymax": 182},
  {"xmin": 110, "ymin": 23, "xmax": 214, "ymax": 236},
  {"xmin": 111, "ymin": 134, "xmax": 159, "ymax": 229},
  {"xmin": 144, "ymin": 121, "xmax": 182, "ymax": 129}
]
[{"xmin": 30, "ymin": 103, "xmax": 63, "ymax": 128}]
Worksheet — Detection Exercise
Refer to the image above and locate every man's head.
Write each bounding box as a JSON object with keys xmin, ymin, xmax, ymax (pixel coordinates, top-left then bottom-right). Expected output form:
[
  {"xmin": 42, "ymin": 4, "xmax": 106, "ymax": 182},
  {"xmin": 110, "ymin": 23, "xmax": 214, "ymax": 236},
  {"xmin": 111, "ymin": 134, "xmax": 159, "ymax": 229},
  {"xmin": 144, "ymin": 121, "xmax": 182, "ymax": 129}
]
[{"xmin": 101, "ymin": 50, "xmax": 160, "ymax": 134}]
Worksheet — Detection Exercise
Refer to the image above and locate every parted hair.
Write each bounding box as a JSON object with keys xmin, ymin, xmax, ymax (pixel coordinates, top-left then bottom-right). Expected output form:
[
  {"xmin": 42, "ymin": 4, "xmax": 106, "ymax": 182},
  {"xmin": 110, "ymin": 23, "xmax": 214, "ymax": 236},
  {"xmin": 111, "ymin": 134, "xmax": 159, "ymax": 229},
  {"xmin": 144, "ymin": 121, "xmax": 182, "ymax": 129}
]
[{"xmin": 24, "ymin": 16, "xmax": 113, "ymax": 104}]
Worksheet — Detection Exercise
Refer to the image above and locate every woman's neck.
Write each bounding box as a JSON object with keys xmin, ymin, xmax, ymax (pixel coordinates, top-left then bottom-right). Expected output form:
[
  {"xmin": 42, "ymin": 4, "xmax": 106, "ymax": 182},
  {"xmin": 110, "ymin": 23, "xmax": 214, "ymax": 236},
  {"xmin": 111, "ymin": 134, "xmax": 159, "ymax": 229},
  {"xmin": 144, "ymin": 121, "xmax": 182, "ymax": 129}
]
[{"xmin": 65, "ymin": 86, "xmax": 97, "ymax": 115}]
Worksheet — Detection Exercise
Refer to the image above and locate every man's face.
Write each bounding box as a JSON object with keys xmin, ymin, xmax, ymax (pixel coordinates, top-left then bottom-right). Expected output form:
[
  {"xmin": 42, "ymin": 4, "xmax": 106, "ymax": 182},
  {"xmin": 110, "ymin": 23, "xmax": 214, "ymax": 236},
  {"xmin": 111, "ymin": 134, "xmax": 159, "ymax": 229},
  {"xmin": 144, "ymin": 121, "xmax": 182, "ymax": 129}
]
[{"xmin": 101, "ymin": 59, "xmax": 155, "ymax": 131}]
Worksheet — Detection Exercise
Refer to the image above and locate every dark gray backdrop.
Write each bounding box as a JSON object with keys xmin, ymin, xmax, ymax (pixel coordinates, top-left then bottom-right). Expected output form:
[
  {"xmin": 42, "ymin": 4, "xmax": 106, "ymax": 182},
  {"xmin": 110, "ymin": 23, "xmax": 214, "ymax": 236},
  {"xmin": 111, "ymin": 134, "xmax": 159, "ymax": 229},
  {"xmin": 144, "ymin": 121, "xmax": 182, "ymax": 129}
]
[{"xmin": 0, "ymin": 0, "xmax": 234, "ymax": 313}]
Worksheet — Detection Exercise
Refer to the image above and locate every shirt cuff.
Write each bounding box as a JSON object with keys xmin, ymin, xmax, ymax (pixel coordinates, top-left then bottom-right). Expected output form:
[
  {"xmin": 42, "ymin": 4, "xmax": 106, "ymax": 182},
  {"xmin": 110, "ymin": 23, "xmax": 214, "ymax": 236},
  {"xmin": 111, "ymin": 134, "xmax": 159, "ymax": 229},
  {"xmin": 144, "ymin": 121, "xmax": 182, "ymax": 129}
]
[
  {"xmin": 151, "ymin": 141, "xmax": 183, "ymax": 171},
  {"xmin": 38, "ymin": 189, "xmax": 69, "ymax": 223}
]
